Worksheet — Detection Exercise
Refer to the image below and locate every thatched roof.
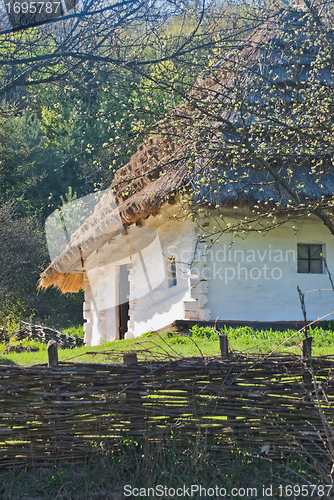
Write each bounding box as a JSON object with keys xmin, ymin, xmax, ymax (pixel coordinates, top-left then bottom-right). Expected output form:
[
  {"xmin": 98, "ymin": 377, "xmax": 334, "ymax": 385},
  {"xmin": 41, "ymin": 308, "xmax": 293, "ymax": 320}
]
[{"xmin": 40, "ymin": 7, "xmax": 334, "ymax": 292}]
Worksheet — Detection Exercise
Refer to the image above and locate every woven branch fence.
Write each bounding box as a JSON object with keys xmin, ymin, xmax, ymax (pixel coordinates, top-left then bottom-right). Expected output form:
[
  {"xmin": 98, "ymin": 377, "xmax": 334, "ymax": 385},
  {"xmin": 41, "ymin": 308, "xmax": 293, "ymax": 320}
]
[{"xmin": 1, "ymin": 354, "xmax": 334, "ymax": 467}]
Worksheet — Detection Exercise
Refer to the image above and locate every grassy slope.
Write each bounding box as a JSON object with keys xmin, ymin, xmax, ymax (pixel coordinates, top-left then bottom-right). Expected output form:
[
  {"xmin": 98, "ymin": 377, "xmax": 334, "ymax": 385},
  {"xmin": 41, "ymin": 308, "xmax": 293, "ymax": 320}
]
[{"xmin": 1, "ymin": 325, "xmax": 334, "ymax": 366}]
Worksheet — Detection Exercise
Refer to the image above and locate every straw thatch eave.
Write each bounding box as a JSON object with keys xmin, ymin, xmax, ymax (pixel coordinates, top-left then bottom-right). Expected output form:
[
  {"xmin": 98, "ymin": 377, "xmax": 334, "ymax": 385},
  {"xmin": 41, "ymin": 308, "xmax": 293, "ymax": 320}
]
[{"xmin": 39, "ymin": 162, "xmax": 188, "ymax": 292}]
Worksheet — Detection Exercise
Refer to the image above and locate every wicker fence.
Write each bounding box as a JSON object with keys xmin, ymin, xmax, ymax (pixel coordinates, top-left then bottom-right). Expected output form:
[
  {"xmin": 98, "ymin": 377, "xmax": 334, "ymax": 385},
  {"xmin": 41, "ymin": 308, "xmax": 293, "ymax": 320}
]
[{"xmin": 1, "ymin": 354, "xmax": 334, "ymax": 467}]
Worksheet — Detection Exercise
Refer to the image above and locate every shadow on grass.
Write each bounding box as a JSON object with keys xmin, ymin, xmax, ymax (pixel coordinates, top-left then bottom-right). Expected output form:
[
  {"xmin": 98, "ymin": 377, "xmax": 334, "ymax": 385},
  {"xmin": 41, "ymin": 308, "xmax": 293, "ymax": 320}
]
[
  {"xmin": 0, "ymin": 357, "xmax": 17, "ymax": 366},
  {"xmin": 0, "ymin": 439, "xmax": 322, "ymax": 500}
]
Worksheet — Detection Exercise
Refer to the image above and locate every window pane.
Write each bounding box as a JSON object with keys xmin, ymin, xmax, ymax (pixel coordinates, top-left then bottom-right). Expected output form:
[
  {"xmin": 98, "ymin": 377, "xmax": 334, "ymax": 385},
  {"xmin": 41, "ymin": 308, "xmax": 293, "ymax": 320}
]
[
  {"xmin": 298, "ymin": 260, "xmax": 309, "ymax": 273},
  {"xmin": 310, "ymin": 259, "xmax": 322, "ymax": 274},
  {"xmin": 310, "ymin": 245, "xmax": 322, "ymax": 259},
  {"xmin": 297, "ymin": 244, "xmax": 309, "ymax": 259}
]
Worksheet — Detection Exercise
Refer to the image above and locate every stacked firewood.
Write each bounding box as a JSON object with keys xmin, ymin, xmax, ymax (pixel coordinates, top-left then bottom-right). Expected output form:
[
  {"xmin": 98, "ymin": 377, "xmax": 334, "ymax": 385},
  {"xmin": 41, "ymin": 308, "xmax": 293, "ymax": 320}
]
[{"xmin": 12, "ymin": 324, "xmax": 84, "ymax": 349}]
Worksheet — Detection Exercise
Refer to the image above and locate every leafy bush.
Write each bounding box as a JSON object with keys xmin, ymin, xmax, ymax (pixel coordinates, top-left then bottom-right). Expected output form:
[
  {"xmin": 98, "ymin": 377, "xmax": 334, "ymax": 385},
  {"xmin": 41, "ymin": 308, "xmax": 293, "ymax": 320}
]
[
  {"xmin": 190, "ymin": 325, "xmax": 218, "ymax": 339},
  {"xmin": 62, "ymin": 325, "xmax": 84, "ymax": 338}
]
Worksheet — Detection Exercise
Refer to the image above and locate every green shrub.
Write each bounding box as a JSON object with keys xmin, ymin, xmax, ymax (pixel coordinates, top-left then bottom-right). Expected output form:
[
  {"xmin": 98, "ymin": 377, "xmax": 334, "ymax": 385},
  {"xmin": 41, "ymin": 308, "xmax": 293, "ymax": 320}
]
[
  {"xmin": 190, "ymin": 325, "xmax": 218, "ymax": 339},
  {"xmin": 62, "ymin": 325, "xmax": 84, "ymax": 338}
]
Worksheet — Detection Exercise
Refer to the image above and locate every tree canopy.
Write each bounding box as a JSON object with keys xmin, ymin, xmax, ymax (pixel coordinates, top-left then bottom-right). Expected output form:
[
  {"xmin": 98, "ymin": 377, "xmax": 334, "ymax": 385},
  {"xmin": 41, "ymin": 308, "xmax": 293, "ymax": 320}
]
[
  {"xmin": 3, "ymin": 0, "xmax": 334, "ymax": 325},
  {"xmin": 0, "ymin": 0, "xmax": 253, "ymax": 324},
  {"xmin": 160, "ymin": 2, "xmax": 334, "ymax": 244}
]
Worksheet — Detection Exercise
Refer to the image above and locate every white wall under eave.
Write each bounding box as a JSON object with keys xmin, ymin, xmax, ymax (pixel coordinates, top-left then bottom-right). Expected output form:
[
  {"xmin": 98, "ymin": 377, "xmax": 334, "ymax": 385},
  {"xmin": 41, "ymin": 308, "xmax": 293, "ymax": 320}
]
[
  {"xmin": 128, "ymin": 207, "xmax": 196, "ymax": 337},
  {"xmin": 201, "ymin": 211, "xmax": 334, "ymax": 323},
  {"xmin": 83, "ymin": 204, "xmax": 197, "ymax": 345},
  {"xmin": 82, "ymin": 205, "xmax": 334, "ymax": 345}
]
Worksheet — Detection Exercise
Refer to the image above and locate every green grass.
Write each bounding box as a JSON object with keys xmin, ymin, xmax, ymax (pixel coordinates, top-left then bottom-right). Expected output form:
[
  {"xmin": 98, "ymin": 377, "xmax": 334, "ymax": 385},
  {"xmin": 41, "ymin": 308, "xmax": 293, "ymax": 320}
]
[
  {"xmin": 0, "ymin": 439, "xmax": 324, "ymax": 500},
  {"xmin": 225, "ymin": 325, "xmax": 334, "ymax": 356},
  {"xmin": 1, "ymin": 325, "xmax": 334, "ymax": 366}
]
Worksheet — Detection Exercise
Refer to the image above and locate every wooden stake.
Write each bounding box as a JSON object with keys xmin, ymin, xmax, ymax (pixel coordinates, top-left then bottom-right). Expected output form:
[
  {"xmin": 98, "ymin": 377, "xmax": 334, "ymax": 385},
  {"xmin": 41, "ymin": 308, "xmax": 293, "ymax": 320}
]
[
  {"xmin": 302, "ymin": 337, "xmax": 312, "ymax": 359},
  {"xmin": 123, "ymin": 352, "xmax": 138, "ymax": 365},
  {"xmin": 219, "ymin": 334, "xmax": 229, "ymax": 359},
  {"xmin": 123, "ymin": 353, "xmax": 143, "ymax": 434},
  {"xmin": 47, "ymin": 340, "xmax": 59, "ymax": 368},
  {"xmin": 302, "ymin": 337, "xmax": 313, "ymax": 391},
  {"xmin": 3, "ymin": 317, "xmax": 6, "ymax": 342}
]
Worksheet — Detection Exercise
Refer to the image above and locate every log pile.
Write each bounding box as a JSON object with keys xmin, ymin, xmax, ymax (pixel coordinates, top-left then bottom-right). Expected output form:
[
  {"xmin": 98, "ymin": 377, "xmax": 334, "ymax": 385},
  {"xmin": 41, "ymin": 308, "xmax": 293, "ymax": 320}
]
[
  {"xmin": 12, "ymin": 324, "xmax": 84, "ymax": 349},
  {"xmin": 5, "ymin": 344, "xmax": 39, "ymax": 353},
  {"xmin": 0, "ymin": 354, "xmax": 334, "ymax": 466}
]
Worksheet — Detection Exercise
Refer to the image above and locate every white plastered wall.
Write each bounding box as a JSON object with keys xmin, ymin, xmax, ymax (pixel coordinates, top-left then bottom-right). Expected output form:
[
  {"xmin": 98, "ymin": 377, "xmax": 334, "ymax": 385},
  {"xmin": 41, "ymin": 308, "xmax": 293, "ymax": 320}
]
[
  {"xmin": 198, "ymin": 210, "xmax": 334, "ymax": 323},
  {"xmin": 83, "ymin": 205, "xmax": 334, "ymax": 345},
  {"xmin": 83, "ymin": 204, "xmax": 198, "ymax": 345}
]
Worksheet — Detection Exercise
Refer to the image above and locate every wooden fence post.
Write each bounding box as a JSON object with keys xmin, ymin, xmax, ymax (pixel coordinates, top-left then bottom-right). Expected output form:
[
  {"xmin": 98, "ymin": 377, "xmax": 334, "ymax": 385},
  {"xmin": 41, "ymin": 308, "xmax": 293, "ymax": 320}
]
[
  {"xmin": 123, "ymin": 353, "xmax": 144, "ymax": 436},
  {"xmin": 302, "ymin": 337, "xmax": 312, "ymax": 359},
  {"xmin": 219, "ymin": 334, "xmax": 229, "ymax": 359},
  {"xmin": 47, "ymin": 340, "xmax": 59, "ymax": 368},
  {"xmin": 123, "ymin": 352, "xmax": 138, "ymax": 365},
  {"xmin": 302, "ymin": 337, "xmax": 313, "ymax": 392}
]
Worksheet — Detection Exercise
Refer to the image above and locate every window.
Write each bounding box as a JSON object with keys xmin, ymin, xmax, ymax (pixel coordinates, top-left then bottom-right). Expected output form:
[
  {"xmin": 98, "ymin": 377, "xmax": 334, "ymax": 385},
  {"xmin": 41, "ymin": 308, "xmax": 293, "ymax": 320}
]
[
  {"xmin": 297, "ymin": 244, "xmax": 323, "ymax": 274},
  {"xmin": 166, "ymin": 256, "xmax": 177, "ymax": 287}
]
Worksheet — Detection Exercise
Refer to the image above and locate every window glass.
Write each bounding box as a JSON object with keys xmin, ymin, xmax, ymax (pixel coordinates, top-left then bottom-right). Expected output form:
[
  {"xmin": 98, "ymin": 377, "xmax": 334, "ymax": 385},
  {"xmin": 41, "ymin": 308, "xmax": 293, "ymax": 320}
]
[
  {"xmin": 310, "ymin": 259, "xmax": 322, "ymax": 274},
  {"xmin": 297, "ymin": 244, "xmax": 309, "ymax": 259},
  {"xmin": 297, "ymin": 259, "xmax": 309, "ymax": 274},
  {"xmin": 297, "ymin": 244, "xmax": 323, "ymax": 274},
  {"xmin": 310, "ymin": 245, "xmax": 322, "ymax": 259}
]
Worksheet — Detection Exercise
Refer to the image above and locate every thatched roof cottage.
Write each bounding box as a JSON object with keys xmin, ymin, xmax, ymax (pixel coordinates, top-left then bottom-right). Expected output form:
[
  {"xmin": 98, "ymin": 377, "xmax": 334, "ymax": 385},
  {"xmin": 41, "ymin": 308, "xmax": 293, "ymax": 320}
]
[{"xmin": 40, "ymin": 7, "xmax": 334, "ymax": 345}]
